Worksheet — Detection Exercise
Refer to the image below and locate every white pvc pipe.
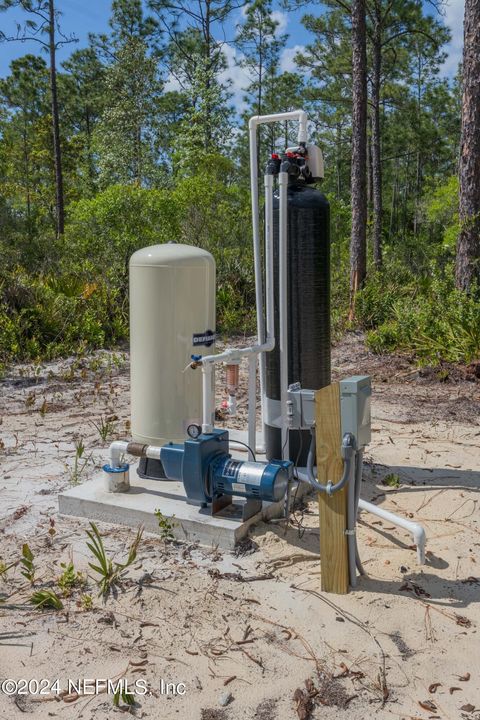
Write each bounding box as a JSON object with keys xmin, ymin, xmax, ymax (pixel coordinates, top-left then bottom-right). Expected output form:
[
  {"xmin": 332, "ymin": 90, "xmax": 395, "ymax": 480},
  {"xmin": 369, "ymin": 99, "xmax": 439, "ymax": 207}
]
[
  {"xmin": 358, "ymin": 499, "xmax": 426, "ymax": 565},
  {"xmin": 109, "ymin": 440, "xmax": 162, "ymax": 468},
  {"xmin": 198, "ymin": 111, "xmax": 310, "ymax": 437},
  {"xmin": 202, "ymin": 363, "xmax": 214, "ymax": 433},
  {"xmin": 294, "ymin": 468, "xmax": 426, "ymax": 565},
  {"xmin": 249, "ymin": 110, "xmax": 308, "ymax": 143},
  {"xmin": 278, "ymin": 170, "xmax": 289, "ymax": 460},
  {"xmin": 247, "ymin": 354, "xmax": 256, "ymax": 460},
  {"xmin": 110, "ymin": 441, "xmax": 129, "ymax": 468},
  {"xmin": 248, "ymin": 116, "xmax": 266, "ymax": 427},
  {"xmin": 201, "ymin": 340, "xmax": 273, "ymax": 367},
  {"xmin": 264, "ymin": 173, "xmax": 274, "ymax": 350},
  {"xmin": 230, "ymin": 440, "xmax": 265, "ymax": 454}
]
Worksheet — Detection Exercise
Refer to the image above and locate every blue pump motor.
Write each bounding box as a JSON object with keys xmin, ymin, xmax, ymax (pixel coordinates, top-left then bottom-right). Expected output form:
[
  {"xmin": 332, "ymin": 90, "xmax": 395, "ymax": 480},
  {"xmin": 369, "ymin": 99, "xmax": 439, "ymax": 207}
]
[
  {"xmin": 160, "ymin": 429, "xmax": 293, "ymax": 508},
  {"xmin": 210, "ymin": 455, "xmax": 291, "ymax": 503}
]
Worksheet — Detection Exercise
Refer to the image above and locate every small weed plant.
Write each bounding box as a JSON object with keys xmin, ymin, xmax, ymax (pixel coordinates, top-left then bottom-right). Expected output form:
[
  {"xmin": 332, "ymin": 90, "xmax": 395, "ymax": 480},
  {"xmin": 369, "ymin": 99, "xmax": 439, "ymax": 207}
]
[
  {"xmin": 113, "ymin": 687, "xmax": 135, "ymax": 708},
  {"xmin": 68, "ymin": 437, "xmax": 91, "ymax": 484},
  {"xmin": 91, "ymin": 415, "xmax": 117, "ymax": 442},
  {"xmin": 382, "ymin": 473, "xmax": 401, "ymax": 488},
  {"xmin": 57, "ymin": 561, "xmax": 86, "ymax": 597},
  {"xmin": 20, "ymin": 544, "xmax": 35, "ymax": 584},
  {"xmin": 154, "ymin": 508, "xmax": 175, "ymax": 542},
  {"xmin": 0, "ymin": 558, "xmax": 16, "ymax": 579},
  {"xmin": 79, "ymin": 593, "xmax": 93, "ymax": 610},
  {"xmin": 86, "ymin": 522, "xmax": 143, "ymax": 596}
]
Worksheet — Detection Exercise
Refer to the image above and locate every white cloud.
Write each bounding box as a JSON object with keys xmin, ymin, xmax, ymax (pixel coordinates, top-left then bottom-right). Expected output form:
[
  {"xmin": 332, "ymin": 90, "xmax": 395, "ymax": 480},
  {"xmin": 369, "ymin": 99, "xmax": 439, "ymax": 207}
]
[
  {"xmin": 219, "ymin": 43, "xmax": 252, "ymax": 113},
  {"xmin": 280, "ymin": 45, "xmax": 305, "ymax": 73},
  {"xmin": 441, "ymin": 0, "xmax": 464, "ymax": 77},
  {"xmin": 271, "ymin": 10, "xmax": 288, "ymax": 35},
  {"xmin": 163, "ymin": 44, "xmax": 251, "ymax": 111},
  {"xmin": 164, "ymin": 73, "xmax": 181, "ymax": 93}
]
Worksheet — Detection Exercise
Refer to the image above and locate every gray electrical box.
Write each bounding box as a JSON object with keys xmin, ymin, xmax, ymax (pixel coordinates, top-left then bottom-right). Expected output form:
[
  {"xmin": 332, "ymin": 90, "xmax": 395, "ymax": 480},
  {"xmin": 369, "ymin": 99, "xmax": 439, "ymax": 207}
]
[
  {"xmin": 287, "ymin": 375, "xmax": 371, "ymax": 451},
  {"xmin": 286, "ymin": 384, "xmax": 316, "ymax": 429},
  {"xmin": 340, "ymin": 375, "xmax": 371, "ymax": 449}
]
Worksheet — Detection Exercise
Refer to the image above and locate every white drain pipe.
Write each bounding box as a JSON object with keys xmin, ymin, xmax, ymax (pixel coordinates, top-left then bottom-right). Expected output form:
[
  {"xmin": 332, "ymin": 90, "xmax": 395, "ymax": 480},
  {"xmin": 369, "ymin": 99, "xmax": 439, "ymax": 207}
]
[
  {"xmin": 294, "ymin": 468, "xmax": 426, "ymax": 566},
  {"xmin": 358, "ymin": 499, "xmax": 426, "ymax": 565}
]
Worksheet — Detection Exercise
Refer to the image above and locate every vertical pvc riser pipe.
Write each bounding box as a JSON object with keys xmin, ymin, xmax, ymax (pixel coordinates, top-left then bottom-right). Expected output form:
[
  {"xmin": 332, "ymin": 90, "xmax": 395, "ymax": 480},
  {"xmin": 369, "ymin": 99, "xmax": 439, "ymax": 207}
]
[
  {"xmin": 278, "ymin": 171, "xmax": 289, "ymax": 459},
  {"xmin": 347, "ymin": 459, "xmax": 358, "ymax": 588},
  {"xmin": 248, "ymin": 126, "xmax": 266, "ymax": 433},
  {"xmin": 202, "ymin": 363, "xmax": 213, "ymax": 434},
  {"xmin": 264, "ymin": 173, "xmax": 274, "ymax": 352},
  {"xmin": 247, "ymin": 355, "xmax": 256, "ymax": 461}
]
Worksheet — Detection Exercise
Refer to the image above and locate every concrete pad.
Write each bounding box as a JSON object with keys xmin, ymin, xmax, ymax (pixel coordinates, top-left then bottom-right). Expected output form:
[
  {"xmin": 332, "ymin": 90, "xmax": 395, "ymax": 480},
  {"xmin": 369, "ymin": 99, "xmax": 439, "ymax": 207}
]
[
  {"xmin": 59, "ymin": 435, "xmax": 313, "ymax": 550},
  {"xmin": 59, "ymin": 463, "xmax": 265, "ymax": 549}
]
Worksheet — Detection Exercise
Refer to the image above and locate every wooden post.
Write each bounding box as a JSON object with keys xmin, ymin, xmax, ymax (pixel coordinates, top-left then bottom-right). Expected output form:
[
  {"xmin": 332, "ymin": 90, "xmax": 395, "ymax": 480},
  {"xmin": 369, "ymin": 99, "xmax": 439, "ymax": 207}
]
[{"xmin": 315, "ymin": 383, "xmax": 349, "ymax": 594}]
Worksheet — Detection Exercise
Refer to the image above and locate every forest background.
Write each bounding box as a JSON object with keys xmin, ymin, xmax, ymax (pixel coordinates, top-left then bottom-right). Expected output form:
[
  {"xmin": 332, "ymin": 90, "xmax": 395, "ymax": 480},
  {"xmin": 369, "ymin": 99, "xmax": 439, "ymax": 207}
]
[{"xmin": 0, "ymin": 0, "xmax": 478, "ymax": 369}]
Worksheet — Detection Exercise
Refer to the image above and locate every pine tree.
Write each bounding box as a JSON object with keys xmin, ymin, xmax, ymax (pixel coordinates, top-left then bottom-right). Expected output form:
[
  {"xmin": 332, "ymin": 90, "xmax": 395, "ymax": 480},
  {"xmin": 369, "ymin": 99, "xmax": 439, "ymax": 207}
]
[
  {"xmin": 349, "ymin": 0, "xmax": 368, "ymax": 316},
  {"xmin": 0, "ymin": 0, "xmax": 77, "ymax": 236},
  {"xmin": 235, "ymin": 0, "xmax": 287, "ymax": 161},
  {"xmin": 92, "ymin": 0, "xmax": 163, "ymax": 186},
  {"xmin": 149, "ymin": 0, "xmax": 237, "ymax": 162},
  {"xmin": 61, "ymin": 47, "xmax": 106, "ymax": 195},
  {"xmin": 456, "ymin": 0, "xmax": 480, "ymax": 291},
  {"xmin": 94, "ymin": 37, "xmax": 163, "ymax": 186},
  {"xmin": 0, "ymin": 55, "xmax": 52, "ymax": 243}
]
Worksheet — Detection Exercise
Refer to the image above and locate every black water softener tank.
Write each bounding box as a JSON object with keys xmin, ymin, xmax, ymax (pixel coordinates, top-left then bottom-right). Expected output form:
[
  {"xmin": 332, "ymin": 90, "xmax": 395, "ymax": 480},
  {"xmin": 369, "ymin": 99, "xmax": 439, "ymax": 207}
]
[{"xmin": 264, "ymin": 156, "xmax": 330, "ymax": 464}]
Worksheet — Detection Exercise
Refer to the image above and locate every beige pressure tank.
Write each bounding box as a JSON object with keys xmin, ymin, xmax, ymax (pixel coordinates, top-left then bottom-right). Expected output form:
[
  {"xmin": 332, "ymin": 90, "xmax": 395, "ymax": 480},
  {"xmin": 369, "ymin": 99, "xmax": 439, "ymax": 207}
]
[{"xmin": 129, "ymin": 243, "xmax": 215, "ymax": 446}]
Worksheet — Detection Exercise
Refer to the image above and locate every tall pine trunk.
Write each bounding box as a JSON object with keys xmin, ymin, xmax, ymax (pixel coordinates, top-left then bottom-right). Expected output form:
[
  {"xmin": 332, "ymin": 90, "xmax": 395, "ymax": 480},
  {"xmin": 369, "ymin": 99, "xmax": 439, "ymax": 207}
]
[
  {"xmin": 456, "ymin": 0, "xmax": 480, "ymax": 291},
  {"xmin": 371, "ymin": 7, "xmax": 383, "ymax": 269},
  {"xmin": 48, "ymin": 0, "xmax": 64, "ymax": 236},
  {"xmin": 349, "ymin": 0, "xmax": 368, "ymax": 319}
]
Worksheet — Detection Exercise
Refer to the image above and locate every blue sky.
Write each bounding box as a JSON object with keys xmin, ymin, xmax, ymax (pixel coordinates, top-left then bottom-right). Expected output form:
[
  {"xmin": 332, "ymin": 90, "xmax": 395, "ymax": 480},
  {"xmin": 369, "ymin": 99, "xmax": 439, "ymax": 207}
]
[{"xmin": 0, "ymin": 0, "xmax": 464, "ymax": 92}]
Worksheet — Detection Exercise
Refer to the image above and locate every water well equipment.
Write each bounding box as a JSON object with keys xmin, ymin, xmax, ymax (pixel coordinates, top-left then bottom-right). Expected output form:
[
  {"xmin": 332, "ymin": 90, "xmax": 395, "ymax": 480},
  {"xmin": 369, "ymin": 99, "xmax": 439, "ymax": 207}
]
[
  {"xmin": 102, "ymin": 109, "xmax": 426, "ymax": 587},
  {"xmin": 264, "ymin": 152, "xmax": 331, "ymax": 464},
  {"xmin": 129, "ymin": 243, "xmax": 215, "ymax": 477}
]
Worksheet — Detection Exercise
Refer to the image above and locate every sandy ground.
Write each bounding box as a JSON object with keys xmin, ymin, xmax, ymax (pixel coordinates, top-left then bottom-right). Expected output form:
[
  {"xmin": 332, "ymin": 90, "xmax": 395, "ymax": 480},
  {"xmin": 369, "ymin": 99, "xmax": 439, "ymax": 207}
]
[{"xmin": 0, "ymin": 333, "xmax": 479, "ymax": 720}]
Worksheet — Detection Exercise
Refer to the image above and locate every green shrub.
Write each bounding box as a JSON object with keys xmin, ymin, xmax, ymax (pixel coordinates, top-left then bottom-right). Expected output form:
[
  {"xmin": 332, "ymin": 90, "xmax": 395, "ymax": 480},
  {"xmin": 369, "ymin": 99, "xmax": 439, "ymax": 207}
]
[
  {"xmin": 362, "ymin": 273, "xmax": 480, "ymax": 365},
  {"xmin": 0, "ymin": 176, "xmax": 257, "ymax": 362},
  {"xmin": 355, "ymin": 267, "xmax": 412, "ymax": 329},
  {"xmin": 64, "ymin": 184, "xmax": 179, "ymax": 282},
  {"xmin": 0, "ymin": 269, "xmax": 128, "ymax": 364}
]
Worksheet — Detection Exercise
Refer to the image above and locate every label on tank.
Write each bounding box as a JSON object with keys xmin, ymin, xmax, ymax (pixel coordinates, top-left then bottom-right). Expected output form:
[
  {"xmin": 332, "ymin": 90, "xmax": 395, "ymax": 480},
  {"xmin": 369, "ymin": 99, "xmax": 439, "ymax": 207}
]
[{"xmin": 192, "ymin": 329, "xmax": 216, "ymax": 347}]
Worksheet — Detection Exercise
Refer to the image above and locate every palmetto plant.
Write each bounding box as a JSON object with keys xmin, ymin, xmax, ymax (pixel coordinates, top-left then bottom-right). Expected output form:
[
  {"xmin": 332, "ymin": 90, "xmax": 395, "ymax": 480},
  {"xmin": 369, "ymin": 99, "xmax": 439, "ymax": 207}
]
[{"xmin": 86, "ymin": 522, "xmax": 143, "ymax": 597}]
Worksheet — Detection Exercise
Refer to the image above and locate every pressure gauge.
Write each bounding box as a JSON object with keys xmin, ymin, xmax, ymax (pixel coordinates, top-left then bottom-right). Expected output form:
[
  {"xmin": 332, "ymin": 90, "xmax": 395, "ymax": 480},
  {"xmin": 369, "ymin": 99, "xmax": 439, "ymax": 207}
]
[{"xmin": 187, "ymin": 423, "xmax": 202, "ymax": 440}]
